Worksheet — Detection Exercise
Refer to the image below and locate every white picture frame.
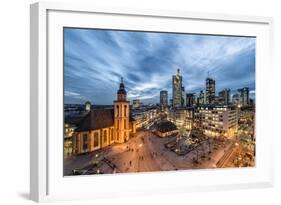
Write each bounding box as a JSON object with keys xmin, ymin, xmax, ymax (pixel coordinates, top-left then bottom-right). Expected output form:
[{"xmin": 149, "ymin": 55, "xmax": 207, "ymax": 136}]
[{"xmin": 30, "ymin": 2, "xmax": 274, "ymax": 202}]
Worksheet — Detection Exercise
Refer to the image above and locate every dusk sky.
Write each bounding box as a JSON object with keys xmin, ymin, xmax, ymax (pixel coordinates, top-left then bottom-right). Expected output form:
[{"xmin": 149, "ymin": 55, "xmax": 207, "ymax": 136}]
[{"xmin": 64, "ymin": 28, "xmax": 255, "ymax": 105}]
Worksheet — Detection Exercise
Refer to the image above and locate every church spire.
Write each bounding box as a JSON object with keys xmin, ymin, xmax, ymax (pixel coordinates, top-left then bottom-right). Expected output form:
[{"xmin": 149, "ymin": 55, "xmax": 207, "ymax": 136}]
[{"xmin": 117, "ymin": 77, "xmax": 127, "ymax": 101}]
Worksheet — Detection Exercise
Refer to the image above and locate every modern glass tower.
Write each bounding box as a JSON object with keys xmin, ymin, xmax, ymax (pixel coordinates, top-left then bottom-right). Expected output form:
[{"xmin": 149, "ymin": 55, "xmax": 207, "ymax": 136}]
[
  {"xmin": 160, "ymin": 90, "xmax": 168, "ymax": 109},
  {"xmin": 186, "ymin": 93, "xmax": 195, "ymax": 107},
  {"xmin": 198, "ymin": 90, "xmax": 205, "ymax": 105},
  {"xmin": 238, "ymin": 87, "xmax": 249, "ymax": 107},
  {"xmin": 206, "ymin": 77, "xmax": 216, "ymax": 104},
  {"xmin": 172, "ymin": 68, "xmax": 183, "ymax": 107}
]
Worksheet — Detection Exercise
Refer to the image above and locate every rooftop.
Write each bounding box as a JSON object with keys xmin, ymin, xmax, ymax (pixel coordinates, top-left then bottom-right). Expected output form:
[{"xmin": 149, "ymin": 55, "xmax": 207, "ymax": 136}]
[
  {"xmin": 75, "ymin": 109, "xmax": 135, "ymax": 132},
  {"xmin": 156, "ymin": 121, "xmax": 178, "ymax": 133}
]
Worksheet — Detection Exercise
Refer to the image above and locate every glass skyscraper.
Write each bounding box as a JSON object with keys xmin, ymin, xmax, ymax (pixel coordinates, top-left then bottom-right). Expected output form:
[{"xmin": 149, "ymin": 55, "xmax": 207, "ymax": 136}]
[
  {"xmin": 206, "ymin": 77, "xmax": 216, "ymax": 104},
  {"xmin": 172, "ymin": 68, "xmax": 183, "ymax": 107},
  {"xmin": 160, "ymin": 90, "xmax": 168, "ymax": 109}
]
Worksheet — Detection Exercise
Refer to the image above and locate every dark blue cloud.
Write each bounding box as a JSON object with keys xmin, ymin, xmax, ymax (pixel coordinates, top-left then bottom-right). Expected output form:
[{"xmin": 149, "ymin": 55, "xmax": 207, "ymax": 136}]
[{"xmin": 64, "ymin": 28, "xmax": 255, "ymax": 105}]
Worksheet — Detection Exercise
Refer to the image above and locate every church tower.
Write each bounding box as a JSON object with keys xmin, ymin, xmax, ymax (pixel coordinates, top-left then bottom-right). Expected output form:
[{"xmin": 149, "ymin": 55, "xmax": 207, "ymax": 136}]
[{"xmin": 114, "ymin": 77, "xmax": 130, "ymax": 143}]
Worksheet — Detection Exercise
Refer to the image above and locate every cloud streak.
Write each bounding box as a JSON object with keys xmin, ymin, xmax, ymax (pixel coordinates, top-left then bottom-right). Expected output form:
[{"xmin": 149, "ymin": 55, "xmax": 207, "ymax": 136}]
[{"xmin": 64, "ymin": 28, "xmax": 255, "ymax": 105}]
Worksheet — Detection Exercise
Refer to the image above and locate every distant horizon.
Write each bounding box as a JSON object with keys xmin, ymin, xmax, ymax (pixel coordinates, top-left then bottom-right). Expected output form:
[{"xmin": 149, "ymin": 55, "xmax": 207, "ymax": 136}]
[{"xmin": 64, "ymin": 28, "xmax": 255, "ymax": 105}]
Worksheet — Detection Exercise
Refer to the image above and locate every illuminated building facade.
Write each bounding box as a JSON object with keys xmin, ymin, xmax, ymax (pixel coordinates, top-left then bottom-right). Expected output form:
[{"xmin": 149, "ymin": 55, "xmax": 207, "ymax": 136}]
[
  {"xmin": 206, "ymin": 77, "xmax": 216, "ymax": 104},
  {"xmin": 172, "ymin": 68, "xmax": 183, "ymax": 107},
  {"xmin": 194, "ymin": 105, "xmax": 238, "ymax": 138},
  {"xmin": 160, "ymin": 90, "xmax": 168, "ymax": 110},
  {"xmin": 132, "ymin": 108, "xmax": 159, "ymax": 129},
  {"xmin": 232, "ymin": 93, "xmax": 239, "ymax": 105},
  {"xmin": 64, "ymin": 116, "xmax": 84, "ymax": 157},
  {"xmin": 181, "ymin": 86, "xmax": 186, "ymax": 106},
  {"xmin": 168, "ymin": 107, "xmax": 193, "ymax": 130},
  {"xmin": 238, "ymin": 87, "xmax": 249, "ymax": 107},
  {"xmin": 218, "ymin": 88, "xmax": 230, "ymax": 105},
  {"xmin": 72, "ymin": 78, "xmax": 136, "ymax": 154}
]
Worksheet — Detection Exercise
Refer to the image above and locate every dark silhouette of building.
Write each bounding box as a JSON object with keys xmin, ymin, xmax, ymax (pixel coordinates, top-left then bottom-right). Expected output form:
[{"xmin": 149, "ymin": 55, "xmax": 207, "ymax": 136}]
[
  {"xmin": 186, "ymin": 93, "xmax": 195, "ymax": 107},
  {"xmin": 238, "ymin": 87, "xmax": 249, "ymax": 107},
  {"xmin": 218, "ymin": 88, "xmax": 231, "ymax": 105},
  {"xmin": 206, "ymin": 77, "xmax": 216, "ymax": 104},
  {"xmin": 160, "ymin": 90, "xmax": 168, "ymax": 110},
  {"xmin": 198, "ymin": 90, "xmax": 205, "ymax": 105}
]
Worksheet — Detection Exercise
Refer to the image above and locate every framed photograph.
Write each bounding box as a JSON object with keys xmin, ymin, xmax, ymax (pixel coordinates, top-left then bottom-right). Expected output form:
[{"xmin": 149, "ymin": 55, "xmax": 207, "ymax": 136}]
[{"xmin": 30, "ymin": 2, "xmax": 274, "ymax": 202}]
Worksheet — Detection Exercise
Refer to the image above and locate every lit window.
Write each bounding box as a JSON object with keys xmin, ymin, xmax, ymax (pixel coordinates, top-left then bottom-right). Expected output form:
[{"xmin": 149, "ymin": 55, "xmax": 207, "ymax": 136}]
[
  {"xmin": 83, "ymin": 134, "xmax": 88, "ymax": 150},
  {"xmin": 124, "ymin": 105, "xmax": 127, "ymax": 117},
  {"xmin": 93, "ymin": 132, "xmax": 99, "ymax": 147},
  {"xmin": 103, "ymin": 130, "xmax": 107, "ymax": 143}
]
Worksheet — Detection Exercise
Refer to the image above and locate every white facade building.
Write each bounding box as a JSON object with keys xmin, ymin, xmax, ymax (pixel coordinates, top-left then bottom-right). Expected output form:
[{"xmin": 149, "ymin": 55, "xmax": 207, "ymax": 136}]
[{"xmin": 194, "ymin": 106, "xmax": 238, "ymax": 138}]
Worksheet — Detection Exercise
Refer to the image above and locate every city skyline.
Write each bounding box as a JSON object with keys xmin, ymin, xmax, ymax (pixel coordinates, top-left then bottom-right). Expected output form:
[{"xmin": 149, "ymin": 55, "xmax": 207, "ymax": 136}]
[{"xmin": 64, "ymin": 28, "xmax": 255, "ymax": 105}]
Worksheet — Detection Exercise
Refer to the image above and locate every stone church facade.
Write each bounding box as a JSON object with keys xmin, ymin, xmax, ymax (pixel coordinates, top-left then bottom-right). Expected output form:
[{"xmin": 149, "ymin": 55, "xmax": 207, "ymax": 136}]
[{"xmin": 72, "ymin": 79, "xmax": 136, "ymax": 154}]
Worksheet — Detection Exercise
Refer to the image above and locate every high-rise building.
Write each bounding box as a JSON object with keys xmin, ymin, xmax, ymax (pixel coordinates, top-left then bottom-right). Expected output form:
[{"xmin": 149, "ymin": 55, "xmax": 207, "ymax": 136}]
[
  {"xmin": 132, "ymin": 99, "xmax": 141, "ymax": 109},
  {"xmin": 193, "ymin": 93, "xmax": 198, "ymax": 106},
  {"xmin": 218, "ymin": 88, "xmax": 231, "ymax": 105},
  {"xmin": 186, "ymin": 93, "xmax": 195, "ymax": 107},
  {"xmin": 170, "ymin": 99, "xmax": 173, "ymax": 106},
  {"xmin": 181, "ymin": 86, "xmax": 185, "ymax": 106},
  {"xmin": 249, "ymin": 98, "xmax": 255, "ymax": 107},
  {"xmin": 198, "ymin": 90, "xmax": 205, "ymax": 105},
  {"xmin": 206, "ymin": 77, "xmax": 216, "ymax": 104},
  {"xmin": 238, "ymin": 87, "xmax": 249, "ymax": 107},
  {"xmin": 232, "ymin": 93, "xmax": 239, "ymax": 105},
  {"xmin": 172, "ymin": 68, "xmax": 183, "ymax": 107},
  {"xmin": 160, "ymin": 90, "xmax": 168, "ymax": 110}
]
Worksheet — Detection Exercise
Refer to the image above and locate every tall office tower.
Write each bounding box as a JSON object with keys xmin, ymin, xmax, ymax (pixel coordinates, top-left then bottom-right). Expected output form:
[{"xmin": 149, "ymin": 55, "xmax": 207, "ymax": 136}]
[
  {"xmin": 160, "ymin": 90, "xmax": 168, "ymax": 110},
  {"xmin": 186, "ymin": 93, "xmax": 195, "ymax": 107},
  {"xmin": 132, "ymin": 99, "xmax": 141, "ymax": 109},
  {"xmin": 170, "ymin": 99, "xmax": 173, "ymax": 106},
  {"xmin": 238, "ymin": 87, "xmax": 249, "ymax": 107},
  {"xmin": 232, "ymin": 93, "xmax": 239, "ymax": 105},
  {"xmin": 218, "ymin": 88, "xmax": 231, "ymax": 105},
  {"xmin": 172, "ymin": 68, "xmax": 183, "ymax": 107},
  {"xmin": 193, "ymin": 93, "xmax": 198, "ymax": 106},
  {"xmin": 198, "ymin": 90, "xmax": 205, "ymax": 105},
  {"xmin": 181, "ymin": 86, "xmax": 185, "ymax": 106},
  {"xmin": 206, "ymin": 77, "xmax": 216, "ymax": 104}
]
